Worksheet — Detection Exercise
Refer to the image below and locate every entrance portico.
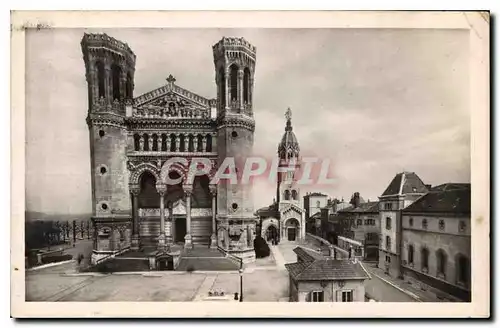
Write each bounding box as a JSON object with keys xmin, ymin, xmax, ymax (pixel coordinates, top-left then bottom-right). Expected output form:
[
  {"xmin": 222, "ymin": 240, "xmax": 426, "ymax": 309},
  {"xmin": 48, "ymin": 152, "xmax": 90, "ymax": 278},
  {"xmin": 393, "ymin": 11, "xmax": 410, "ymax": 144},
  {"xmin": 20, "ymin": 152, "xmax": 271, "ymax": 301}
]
[{"xmin": 128, "ymin": 162, "xmax": 218, "ymax": 251}]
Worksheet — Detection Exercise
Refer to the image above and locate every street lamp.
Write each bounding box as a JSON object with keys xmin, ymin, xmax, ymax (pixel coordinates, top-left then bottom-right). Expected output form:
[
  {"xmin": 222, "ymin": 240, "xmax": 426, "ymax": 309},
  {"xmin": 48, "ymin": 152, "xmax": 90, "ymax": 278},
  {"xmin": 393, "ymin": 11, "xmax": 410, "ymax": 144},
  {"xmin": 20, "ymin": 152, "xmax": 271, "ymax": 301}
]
[{"xmin": 239, "ymin": 266, "xmax": 244, "ymax": 302}]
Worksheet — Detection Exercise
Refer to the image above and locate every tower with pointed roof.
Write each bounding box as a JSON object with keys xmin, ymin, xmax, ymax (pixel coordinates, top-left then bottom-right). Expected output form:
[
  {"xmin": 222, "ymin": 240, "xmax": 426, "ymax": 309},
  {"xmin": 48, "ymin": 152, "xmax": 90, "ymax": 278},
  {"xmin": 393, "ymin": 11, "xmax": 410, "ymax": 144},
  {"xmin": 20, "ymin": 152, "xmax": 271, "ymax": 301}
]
[
  {"xmin": 378, "ymin": 171, "xmax": 429, "ymax": 278},
  {"xmin": 275, "ymin": 108, "xmax": 305, "ymax": 243}
]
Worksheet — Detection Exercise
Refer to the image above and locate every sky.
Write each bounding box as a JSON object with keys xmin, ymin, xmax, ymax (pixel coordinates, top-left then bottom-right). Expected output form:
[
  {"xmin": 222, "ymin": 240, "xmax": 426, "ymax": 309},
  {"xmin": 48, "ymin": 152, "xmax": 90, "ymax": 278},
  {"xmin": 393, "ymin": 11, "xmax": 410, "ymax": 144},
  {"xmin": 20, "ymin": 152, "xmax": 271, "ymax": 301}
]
[{"xmin": 25, "ymin": 28, "xmax": 470, "ymax": 214}]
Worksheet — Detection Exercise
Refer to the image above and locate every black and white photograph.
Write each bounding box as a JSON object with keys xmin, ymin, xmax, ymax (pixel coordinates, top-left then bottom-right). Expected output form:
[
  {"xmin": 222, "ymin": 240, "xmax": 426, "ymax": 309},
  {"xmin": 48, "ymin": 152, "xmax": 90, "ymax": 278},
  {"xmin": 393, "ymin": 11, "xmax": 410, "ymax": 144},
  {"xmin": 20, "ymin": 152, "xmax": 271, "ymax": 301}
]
[{"xmin": 10, "ymin": 10, "xmax": 490, "ymax": 318}]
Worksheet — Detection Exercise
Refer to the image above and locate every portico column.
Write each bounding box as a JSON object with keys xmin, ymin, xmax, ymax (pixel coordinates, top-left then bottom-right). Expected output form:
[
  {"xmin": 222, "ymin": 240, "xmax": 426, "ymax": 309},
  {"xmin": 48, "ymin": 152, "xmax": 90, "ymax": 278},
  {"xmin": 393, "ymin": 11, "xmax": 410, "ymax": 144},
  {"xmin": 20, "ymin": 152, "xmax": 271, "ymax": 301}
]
[
  {"xmin": 184, "ymin": 186, "xmax": 193, "ymax": 248},
  {"xmin": 130, "ymin": 185, "xmax": 141, "ymax": 250},
  {"xmin": 209, "ymin": 185, "xmax": 217, "ymax": 248},
  {"xmin": 156, "ymin": 183, "xmax": 167, "ymax": 251}
]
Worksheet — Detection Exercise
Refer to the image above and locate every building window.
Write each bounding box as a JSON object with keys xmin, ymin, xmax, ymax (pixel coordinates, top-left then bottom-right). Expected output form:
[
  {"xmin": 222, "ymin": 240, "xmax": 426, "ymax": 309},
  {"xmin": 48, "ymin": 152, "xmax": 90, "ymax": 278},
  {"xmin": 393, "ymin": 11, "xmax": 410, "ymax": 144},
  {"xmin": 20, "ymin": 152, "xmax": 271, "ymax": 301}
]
[
  {"xmin": 96, "ymin": 61, "xmax": 105, "ymax": 98},
  {"xmin": 436, "ymin": 249, "xmax": 447, "ymax": 278},
  {"xmin": 384, "ymin": 203, "xmax": 393, "ymax": 210},
  {"xmin": 357, "ymin": 219, "xmax": 362, "ymax": 226},
  {"xmin": 243, "ymin": 67, "xmax": 250, "ymax": 103},
  {"xmin": 310, "ymin": 291, "xmax": 324, "ymax": 302},
  {"xmin": 219, "ymin": 68, "xmax": 226, "ymax": 108},
  {"xmin": 385, "ymin": 256, "xmax": 391, "ymax": 263},
  {"xmin": 456, "ymin": 254, "xmax": 469, "ymax": 287},
  {"xmin": 386, "ymin": 236, "xmax": 391, "ymax": 251},
  {"xmin": 409, "ymin": 217, "xmax": 413, "ymax": 227},
  {"xmin": 229, "ymin": 64, "xmax": 238, "ymax": 101},
  {"xmin": 422, "ymin": 219, "xmax": 428, "ymax": 230},
  {"xmin": 421, "ymin": 248, "xmax": 429, "ymax": 273},
  {"xmin": 459, "ymin": 221, "xmax": 466, "ymax": 232},
  {"xmin": 439, "ymin": 220, "xmax": 445, "ymax": 231},
  {"xmin": 408, "ymin": 244, "xmax": 414, "ymax": 265},
  {"xmin": 386, "ymin": 217, "xmax": 392, "ymax": 230},
  {"xmin": 126, "ymin": 72, "xmax": 133, "ymax": 99},
  {"xmin": 284, "ymin": 190, "xmax": 290, "ymax": 200},
  {"xmin": 316, "ymin": 201, "xmax": 320, "ymax": 208},
  {"xmin": 111, "ymin": 64, "xmax": 122, "ymax": 101},
  {"xmin": 291, "ymin": 190, "xmax": 297, "ymax": 200},
  {"xmin": 341, "ymin": 290, "xmax": 353, "ymax": 302}
]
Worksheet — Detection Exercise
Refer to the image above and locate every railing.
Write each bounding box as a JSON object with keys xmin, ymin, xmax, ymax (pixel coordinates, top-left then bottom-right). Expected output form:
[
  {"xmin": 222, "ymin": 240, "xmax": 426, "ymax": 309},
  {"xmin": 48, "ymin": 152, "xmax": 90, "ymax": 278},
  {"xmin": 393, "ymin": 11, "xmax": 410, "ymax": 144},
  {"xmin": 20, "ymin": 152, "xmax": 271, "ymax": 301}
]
[{"xmin": 94, "ymin": 245, "xmax": 130, "ymax": 266}]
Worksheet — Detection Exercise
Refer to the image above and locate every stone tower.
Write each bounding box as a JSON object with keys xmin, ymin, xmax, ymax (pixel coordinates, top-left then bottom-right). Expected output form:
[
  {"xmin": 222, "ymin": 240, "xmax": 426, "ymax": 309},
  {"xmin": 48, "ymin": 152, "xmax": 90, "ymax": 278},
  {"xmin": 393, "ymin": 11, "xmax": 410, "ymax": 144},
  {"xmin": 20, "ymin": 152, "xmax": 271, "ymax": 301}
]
[
  {"xmin": 277, "ymin": 108, "xmax": 301, "ymax": 208},
  {"xmin": 213, "ymin": 37, "xmax": 257, "ymax": 262},
  {"xmin": 81, "ymin": 33, "xmax": 136, "ymax": 226}
]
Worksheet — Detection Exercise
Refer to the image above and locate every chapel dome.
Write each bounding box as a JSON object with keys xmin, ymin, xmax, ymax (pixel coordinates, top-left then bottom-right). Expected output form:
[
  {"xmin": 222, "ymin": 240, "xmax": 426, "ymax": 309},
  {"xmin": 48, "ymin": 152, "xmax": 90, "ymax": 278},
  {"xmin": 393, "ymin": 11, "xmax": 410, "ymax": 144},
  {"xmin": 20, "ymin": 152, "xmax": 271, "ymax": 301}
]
[{"xmin": 278, "ymin": 108, "xmax": 300, "ymax": 159}]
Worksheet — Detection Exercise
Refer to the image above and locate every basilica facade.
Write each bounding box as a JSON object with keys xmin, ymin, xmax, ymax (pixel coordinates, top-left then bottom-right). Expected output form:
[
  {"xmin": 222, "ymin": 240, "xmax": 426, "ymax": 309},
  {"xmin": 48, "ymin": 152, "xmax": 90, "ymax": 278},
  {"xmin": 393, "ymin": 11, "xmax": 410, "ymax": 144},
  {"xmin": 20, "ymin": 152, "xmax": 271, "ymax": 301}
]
[{"xmin": 81, "ymin": 33, "xmax": 258, "ymax": 263}]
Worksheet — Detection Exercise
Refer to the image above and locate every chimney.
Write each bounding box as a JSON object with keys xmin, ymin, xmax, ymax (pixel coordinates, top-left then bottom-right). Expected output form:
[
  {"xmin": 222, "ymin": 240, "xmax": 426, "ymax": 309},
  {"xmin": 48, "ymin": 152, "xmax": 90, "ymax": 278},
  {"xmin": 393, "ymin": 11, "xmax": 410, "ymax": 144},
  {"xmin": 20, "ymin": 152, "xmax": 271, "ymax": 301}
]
[
  {"xmin": 425, "ymin": 184, "xmax": 432, "ymax": 190},
  {"xmin": 350, "ymin": 192, "xmax": 361, "ymax": 208}
]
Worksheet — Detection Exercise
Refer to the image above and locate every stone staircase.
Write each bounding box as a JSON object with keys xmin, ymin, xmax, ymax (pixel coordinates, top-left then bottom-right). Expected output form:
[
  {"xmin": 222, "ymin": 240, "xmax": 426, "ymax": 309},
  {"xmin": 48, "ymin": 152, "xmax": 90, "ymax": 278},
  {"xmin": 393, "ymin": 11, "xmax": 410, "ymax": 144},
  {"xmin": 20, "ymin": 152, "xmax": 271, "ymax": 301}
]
[{"xmin": 176, "ymin": 246, "xmax": 241, "ymax": 271}]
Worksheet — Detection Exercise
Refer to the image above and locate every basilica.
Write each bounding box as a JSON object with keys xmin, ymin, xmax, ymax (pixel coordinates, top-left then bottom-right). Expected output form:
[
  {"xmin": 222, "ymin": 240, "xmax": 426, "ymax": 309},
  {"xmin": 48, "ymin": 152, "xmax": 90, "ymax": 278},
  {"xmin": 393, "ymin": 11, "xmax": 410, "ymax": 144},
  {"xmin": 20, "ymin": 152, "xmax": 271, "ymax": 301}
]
[{"xmin": 81, "ymin": 33, "xmax": 258, "ymax": 264}]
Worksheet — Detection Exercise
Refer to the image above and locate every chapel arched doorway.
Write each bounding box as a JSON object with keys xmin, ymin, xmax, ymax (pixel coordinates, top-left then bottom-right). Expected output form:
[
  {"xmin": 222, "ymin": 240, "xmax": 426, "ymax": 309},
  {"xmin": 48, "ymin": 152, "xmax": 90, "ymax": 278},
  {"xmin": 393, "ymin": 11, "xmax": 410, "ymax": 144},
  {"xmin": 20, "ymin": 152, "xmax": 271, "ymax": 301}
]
[{"xmin": 285, "ymin": 218, "xmax": 300, "ymax": 242}]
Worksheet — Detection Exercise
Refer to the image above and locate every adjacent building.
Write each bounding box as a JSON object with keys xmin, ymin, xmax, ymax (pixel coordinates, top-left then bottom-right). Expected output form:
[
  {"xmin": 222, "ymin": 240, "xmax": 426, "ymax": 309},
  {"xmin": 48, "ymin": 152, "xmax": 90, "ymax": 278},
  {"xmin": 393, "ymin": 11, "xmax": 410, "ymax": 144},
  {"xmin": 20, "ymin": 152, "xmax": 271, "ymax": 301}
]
[
  {"xmin": 336, "ymin": 193, "xmax": 380, "ymax": 261},
  {"xmin": 378, "ymin": 172, "xmax": 429, "ymax": 277},
  {"xmin": 401, "ymin": 183, "xmax": 471, "ymax": 301},
  {"xmin": 285, "ymin": 246, "xmax": 370, "ymax": 302}
]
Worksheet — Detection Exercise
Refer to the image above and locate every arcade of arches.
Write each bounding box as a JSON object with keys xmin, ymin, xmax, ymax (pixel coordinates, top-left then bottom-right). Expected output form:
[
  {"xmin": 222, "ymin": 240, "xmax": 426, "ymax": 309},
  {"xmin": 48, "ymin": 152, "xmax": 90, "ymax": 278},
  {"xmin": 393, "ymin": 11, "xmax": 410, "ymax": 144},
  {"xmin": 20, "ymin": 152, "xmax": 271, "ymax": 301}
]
[{"xmin": 130, "ymin": 170, "xmax": 217, "ymax": 250}]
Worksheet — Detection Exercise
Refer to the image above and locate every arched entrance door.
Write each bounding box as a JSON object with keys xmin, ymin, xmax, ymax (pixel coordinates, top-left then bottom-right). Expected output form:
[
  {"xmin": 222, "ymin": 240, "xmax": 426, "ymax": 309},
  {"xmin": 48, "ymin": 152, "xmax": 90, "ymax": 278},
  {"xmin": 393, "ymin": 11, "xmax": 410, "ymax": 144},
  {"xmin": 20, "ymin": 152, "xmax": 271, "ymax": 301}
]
[
  {"xmin": 285, "ymin": 218, "xmax": 300, "ymax": 242},
  {"xmin": 266, "ymin": 225, "xmax": 278, "ymax": 242}
]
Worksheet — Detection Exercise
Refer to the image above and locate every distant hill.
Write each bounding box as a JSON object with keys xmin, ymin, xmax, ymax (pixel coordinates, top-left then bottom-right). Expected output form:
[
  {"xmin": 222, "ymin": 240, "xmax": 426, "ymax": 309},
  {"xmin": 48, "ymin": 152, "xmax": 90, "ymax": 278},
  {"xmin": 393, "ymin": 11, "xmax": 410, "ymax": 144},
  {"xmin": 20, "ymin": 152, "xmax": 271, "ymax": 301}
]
[{"xmin": 25, "ymin": 211, "xmax": 93, "ymax": 222}]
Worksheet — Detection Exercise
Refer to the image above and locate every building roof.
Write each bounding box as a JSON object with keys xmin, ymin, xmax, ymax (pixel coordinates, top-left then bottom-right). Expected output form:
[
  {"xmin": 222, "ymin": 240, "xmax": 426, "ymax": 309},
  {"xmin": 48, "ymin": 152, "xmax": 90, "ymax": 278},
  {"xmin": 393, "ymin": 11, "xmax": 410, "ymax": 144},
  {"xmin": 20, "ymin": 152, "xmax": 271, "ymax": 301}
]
[
  {"xmin": 338, "ymin": 201, "xmax": 379, "ymax": 214},
  {"xmin": 381, "ymin": 172, "xmax": 428, "ymax": 197},
  {"xmin": 403, "ymin": 184, "xmax": 471, "ymax": 214},
  {"xmin": 285, "ymin": 247, "xmax": 369, "ymax": 281},
  {"xmin": 293, "ymin": 247, "xmax": 324, "ymax": 262},
  {"xmin": 255, "ymin": 203, "xmax": 279, "ymax": 217},
  {"xmin": 305, "ymin": 192, "xmax": 328, "ymax": 197}
]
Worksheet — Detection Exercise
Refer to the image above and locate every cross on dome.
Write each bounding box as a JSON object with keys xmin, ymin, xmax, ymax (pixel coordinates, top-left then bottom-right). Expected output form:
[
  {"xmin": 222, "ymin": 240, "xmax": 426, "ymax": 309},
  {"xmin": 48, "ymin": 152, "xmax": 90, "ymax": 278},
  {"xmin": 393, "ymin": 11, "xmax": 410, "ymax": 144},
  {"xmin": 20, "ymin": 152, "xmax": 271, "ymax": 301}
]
[{"xmin": 285, "ymin": 107, "xmax": 292, "ymax": 122}]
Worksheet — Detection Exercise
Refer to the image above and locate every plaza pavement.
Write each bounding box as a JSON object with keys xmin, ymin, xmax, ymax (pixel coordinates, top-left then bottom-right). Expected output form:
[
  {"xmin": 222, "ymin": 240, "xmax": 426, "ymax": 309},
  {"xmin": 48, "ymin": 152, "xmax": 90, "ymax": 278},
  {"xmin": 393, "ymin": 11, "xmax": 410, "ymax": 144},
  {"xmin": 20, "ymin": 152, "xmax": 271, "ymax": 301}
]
[{"xmin": 26, "ymin": 240, "xmax": 424, "ymax": 302}]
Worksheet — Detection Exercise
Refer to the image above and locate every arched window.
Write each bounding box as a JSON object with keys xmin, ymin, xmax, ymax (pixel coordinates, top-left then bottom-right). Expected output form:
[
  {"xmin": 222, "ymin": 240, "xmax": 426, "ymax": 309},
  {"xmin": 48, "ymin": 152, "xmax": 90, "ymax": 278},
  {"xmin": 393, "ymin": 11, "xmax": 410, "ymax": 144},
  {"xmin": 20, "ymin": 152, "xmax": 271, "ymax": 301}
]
[
  {"xmin": 219, "ymin": 68, "xmax": 225, "ymax": 109},
  {"xmin": 111, "ymin": 64, "xmax": 122, "ymax": 101},
  {"xmin": 316, "ymin": 201, "xmax": 320, "ymax": 208},
  {"xmin": 170, "ymin": 134, "xmax": 177, "ymax": 152},
  {"xmin": 126, "ymin": 72, "xmax": 133, "ymax": 99},
  {"xmin": 206, "ymin": 134, "xmax": 213, "ymax": 152},
  {"xmin": 284, "ymin": 190, "xmax": 290, "ymax": 200},
  {"xmin": 422, "ymin": 219, "xmax": 428, "ymax": 229},
  {"xmin": 436, "ymin": 249, "xmax": 447, "ymax": 277},
  {"xmin": 179, "ymin": 134, "xmax": 185, "ymax": 152},
  {"xmin": 386, "ymin": 217, "xmax": 392, "ymax": 230},
  {"xmin": 161, "ymin": 134, "xmax": 167, "ymax": 151},
  {"xmin": 421, "ymin": 247, "xmax": 429, "ymax": 272},
  {"xmin": 229, "ymin": 64, "xmax": 238, "ymax": 102},
  {"xmin": 152, "ymin": 134, "xmax": 158, "ymax": 151},
  {"xmin": 439, "ymin": 220, "xmax": 445, "ymax": 231},
  {"xmin": 133, "ymin": 134, "xmax": 140, "ymax": 151},
  {"xmin": 188, "ymin": 134, "xmax": 195, "ymax": 152},
  {"xmin": 142, "ymin": 134, "xmax": 149, "ymax": 151},
  {"xmin": 408, "ymin": 244, "xmax": 414, "ymax": 265},
  {"xmin": 291, "ymin": 190, "xmax": 297, "ymax": 200},
  {"xmin": 96, "ymin": 61, "xmax": 105, "ymax": 98},
  {"xmin": 243, "ymin": 67, "xmax": 250, "ymax": 103},
  {"xmin": 197, "ymin": 134, "xmax": 203, "ymax": 152},
  {"xmin": 385, "ymin": 236, "xmax": 391, "ymax": 250},
  {"xmin": 456, "ymin": 254, "xmax": 469, "ymax": 287}
]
